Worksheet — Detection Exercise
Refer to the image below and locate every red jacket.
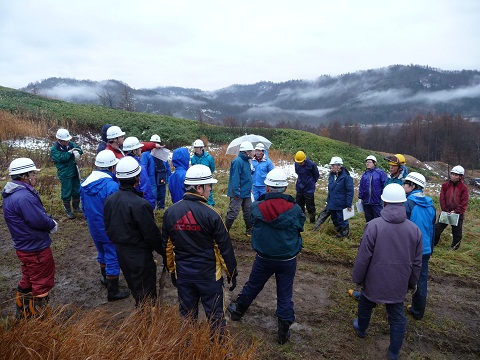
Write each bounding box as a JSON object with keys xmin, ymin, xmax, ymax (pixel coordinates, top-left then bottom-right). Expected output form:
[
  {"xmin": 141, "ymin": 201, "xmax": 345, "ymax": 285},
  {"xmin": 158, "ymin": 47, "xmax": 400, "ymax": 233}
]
[{"xmin": 439, "ymin": 180, "xmax": 469, "ymax": 220}]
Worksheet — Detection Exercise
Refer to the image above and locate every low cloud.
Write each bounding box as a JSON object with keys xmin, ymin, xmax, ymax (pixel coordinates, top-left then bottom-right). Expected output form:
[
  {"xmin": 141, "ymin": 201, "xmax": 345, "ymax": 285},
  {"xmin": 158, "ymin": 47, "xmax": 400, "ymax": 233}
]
[
  {"xmin": 42, "ymin": 84, "xmax": 100, "ymax": 101},
  {"xmin": 136, "ymin": 94, "xmax": 206, "ymax": 106},
  {"xmin": 244, "ymin": 105, "xmax": 336, "ymax": 117}
]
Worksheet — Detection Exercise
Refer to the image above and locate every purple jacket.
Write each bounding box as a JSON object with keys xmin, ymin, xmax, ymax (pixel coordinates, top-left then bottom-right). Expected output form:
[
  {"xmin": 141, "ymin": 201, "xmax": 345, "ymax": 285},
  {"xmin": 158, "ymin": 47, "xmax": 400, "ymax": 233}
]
[
  {"xmin": 358, "ymin": 167, "xmax": 387, "ymax": 205},
  {"xmin": 352, "ymin": 203, "xmax": 422, "ymax": 303},
  {"xmin": 2, "ymin": 181, "xmax": 56, "ymax": 252}
]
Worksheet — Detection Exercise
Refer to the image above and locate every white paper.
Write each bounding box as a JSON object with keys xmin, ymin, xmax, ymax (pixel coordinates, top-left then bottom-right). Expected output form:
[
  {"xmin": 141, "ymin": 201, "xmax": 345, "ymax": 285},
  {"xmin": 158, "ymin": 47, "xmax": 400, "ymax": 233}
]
[
  {"xmin": 151, "ymin": 147, "xmax": 170, "ymax": 162},
  {"xmin": 356, "ymin": 200, "xmax": 364, "ymax": 213},
  {"xmin": 343, "ymin": 207, "xmax": 355, "ymax": 220}
]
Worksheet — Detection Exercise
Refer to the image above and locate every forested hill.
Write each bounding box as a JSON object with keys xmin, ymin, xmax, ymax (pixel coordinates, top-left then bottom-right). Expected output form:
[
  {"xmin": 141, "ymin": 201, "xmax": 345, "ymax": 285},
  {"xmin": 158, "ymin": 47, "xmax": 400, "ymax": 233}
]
[{"xmin": 19, "ymin": 65, "xmax": 480, "ymax": 126}]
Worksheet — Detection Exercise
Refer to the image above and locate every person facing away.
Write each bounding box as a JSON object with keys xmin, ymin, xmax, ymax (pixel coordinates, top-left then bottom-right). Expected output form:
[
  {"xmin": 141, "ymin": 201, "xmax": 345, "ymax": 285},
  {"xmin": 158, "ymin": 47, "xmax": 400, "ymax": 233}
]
[
  {"xmin": 50, "ymin": 128, "xmax": 84, "ymax": 219},
  {"xmin": 358, "ymin": 155, "xmax": 387, "ymax": 222},
  {"xmin": 402, "ymin": 172, "xmax": 436, "ymax": 321},
  {"xmin": 2, "ymin": 158, "xmax": 58, "ymax": 318},
  {"xmin": 326, "ymin": 156, "xmax": 354, "ymax": 238},
  {"xmin": 80, "ymin": 150, "xmax": 129, "ymax": 302},
  {"xmin": 162, "ymin": 164, "xmax": 237, "ymax": 336},
  {"xmin": 191, "ymin": 139, "xmax": 216, "ymax": 206},
  {"xmin": 141, "ymin": 134, "xmax": 171, "ymax": 210},
  {"xmin": 352, "ymin": 183, "xmax": 423, "ymax": 360},
  {"xmin": 251, "ymin": 142, "xmax": 274, "ymax": 201},
  {"xmin": 294, "ymin": 150, "xmax": 320, "ymax": 224},
  {"xmin": 169, "ymin": 147, "xmax": 191, "ymax": 204},
  {"xmin": 434, "ymin": 165, "xmax": 469, "ymax": 250},
  {"xmin": 97, "ymin": 124, "xmax": 112, "ymax": 154},
  {"xmin": 104, "ymin": 156, "xmax": 162, "ymax": 307},
  {"xmin": 384, "ymin": 154, "xmax": 408, "ymax": 187},
  {"xmin": 225, "ymin": 141, "xmax": 254, "ymax": 236},
  {"xmin": 227, "ymin": 168, "xmax": 305, "ymax": 345},
  {"xmin": 123, "ymin": 136, "xmax": 156, "ymax": 208}
]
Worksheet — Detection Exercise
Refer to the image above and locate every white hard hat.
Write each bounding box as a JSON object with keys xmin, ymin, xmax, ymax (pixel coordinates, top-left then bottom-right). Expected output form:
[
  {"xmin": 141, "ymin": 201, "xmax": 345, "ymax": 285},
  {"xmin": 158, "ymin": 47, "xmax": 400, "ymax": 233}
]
[
  {"xmin": 451, "ymin": 165, "xmax": 464, "ymax": 175},
  {"xmin": 239, "ymin": 141, "xmax": 254, "ymax": 152},
  {"xmin": 365, "ymin": 155, "xmax": 377, "ymax": 163},
  {"xmin": 122, "ymin": 137, "xmax": 144, "ymax": 152},
  {"xmin": 264, "ymin": 168, "xmax": 288, "ymax": 187},
  {"xmin": 255, "ymin": 143, "xmax": 265, "ymax": 151},
  {"xmin": 329, "ymin": 156, "xmax": 343, "ymax": 165},
  {"xmin": 184, "ymin": 164, "xmax": 218, "ymax": 185},
  {"xmin": 56, "ymin": 128, "xmax": 72, "ymax": 141},
  {"xmin": 381, "ymin": 183, "xmax": 407, "ymax": 203},
  {"xmin": 404, "ymin": 172, "xmax": 426, "ymax": 188},
  {"xmin": 150, "ymin": 134, "xmax": 161, "ymax": 143},
  {"xmin": 116, "ymin": 156, "xmax": 141, "ymax": 179},
  {"xmin": 106, "ymin": 126, "xmax": 125, "ymax": 139},
  {"xmin": 193, "ymin": 139, "xmax": 204, "ymax": 147},
  {"xmin": 95, "ymin": 150, "xmax": 119, "ymax": 168},
  {"xmin": 9, "ymin": 158, "xmax": 41, "ymax": 176}
]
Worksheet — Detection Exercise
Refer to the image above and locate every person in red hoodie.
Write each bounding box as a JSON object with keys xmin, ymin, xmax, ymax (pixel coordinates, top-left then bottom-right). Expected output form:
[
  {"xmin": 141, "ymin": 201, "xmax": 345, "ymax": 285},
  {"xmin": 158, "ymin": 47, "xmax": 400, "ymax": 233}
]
[{"xmin": 434, "ymin": 165, "xmax": 469, "ymax": 250}]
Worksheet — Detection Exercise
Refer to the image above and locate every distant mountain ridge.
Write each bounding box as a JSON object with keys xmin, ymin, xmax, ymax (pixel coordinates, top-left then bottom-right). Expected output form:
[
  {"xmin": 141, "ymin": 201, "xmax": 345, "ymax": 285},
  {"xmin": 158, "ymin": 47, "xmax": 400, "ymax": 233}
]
[{"xmin": 20, "ymin": 65, "xmax": 480, "ymax": 125}]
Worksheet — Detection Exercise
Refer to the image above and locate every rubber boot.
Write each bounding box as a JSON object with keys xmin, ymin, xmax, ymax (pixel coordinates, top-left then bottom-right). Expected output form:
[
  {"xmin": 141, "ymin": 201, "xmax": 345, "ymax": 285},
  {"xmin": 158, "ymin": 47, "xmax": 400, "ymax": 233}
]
[
  {"xmin": 227, "ymin": 302, "xmax": 248, "ymax": 321},
  {"xmin": 72, "ymin": 198, "xmax": 83, "ymax": 214},
  {"xmin": 309, "ymin": 213, "xmax": 316, "ymax": 224},
  {"xmin": 106, "ymin": 277, "xmax": 130, "ymax": 302},
  {"xmin": 313, "ymin": 207, "xmax": 330, "ymax": 231},
  {"xmin": 387, "ymin": 323, "xmax": 406, "ymax": 360},
  {"xmin": 63, "ymin": 202, "xmax": 75, "ymax": 219},
  {"xmin": 277, "ymin": 318, "xmax": 292, "ymax": 344},
  {"xmin": 15, "ymin": 286, "xmax": 32, "ymax": 319},
  {"xmin": 100, "ymin": 265, "xmax": 107, "ymax": 287},
  {"xmin": 451, "ymin": 239, "xmax": 461, "ymax": 250},
  {"xmin": 28, "ymin": 295, "xmax": 50, "ymax": 318}
]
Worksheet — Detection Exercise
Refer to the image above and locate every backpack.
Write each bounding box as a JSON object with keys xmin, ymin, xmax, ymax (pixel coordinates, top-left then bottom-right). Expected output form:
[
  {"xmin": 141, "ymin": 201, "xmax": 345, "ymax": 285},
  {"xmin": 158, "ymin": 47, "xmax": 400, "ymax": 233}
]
[{"xmin": 153, "ymin": 157, "xmax": 167, "ymax": 185}]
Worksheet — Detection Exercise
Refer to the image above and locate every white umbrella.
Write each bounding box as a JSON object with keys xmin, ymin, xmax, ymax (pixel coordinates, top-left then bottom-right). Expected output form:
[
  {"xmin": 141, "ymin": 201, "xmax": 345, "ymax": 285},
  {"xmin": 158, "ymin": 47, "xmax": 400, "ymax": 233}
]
[{"xmin": 226, "ymin": 134, "xmax": 272, "ymax": 155}]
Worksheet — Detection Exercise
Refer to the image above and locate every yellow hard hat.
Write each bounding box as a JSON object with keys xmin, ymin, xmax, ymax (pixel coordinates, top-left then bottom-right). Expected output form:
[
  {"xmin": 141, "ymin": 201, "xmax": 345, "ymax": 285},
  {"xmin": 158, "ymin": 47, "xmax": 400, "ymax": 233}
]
[
  {"xmin": 385, "ymin": 154, "xmax": 406, "ymax": 166},
  {"xmin": 295, "ymin": 151, "xmax": 306, "ymax": 163}
]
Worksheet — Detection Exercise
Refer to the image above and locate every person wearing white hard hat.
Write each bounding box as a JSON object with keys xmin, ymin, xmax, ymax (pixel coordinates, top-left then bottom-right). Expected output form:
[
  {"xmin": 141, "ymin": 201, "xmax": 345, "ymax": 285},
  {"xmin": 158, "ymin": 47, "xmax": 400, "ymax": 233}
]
[
  {"xmin": 326, "ymin": 156, "xmax": 354, "ymax": 238},
  {"xmin": 105, "ymin": 125, "xmax": 126, "ymax": 159},
  {"xmin": 402, "ymin": 172, "xmax": 436, "ymax": 321},
  {"xmin": 162, "ymin": 164, "xmax": 237, "ymax": 336},
  {"xmin": 358, "ymin": 155, "xmax": 387, "ymax": 222},
  {"xmin": 191, "ymin": 139, "xmax": 216, "ymax": 206},
  {"xmin": 434, "ymin": 165, "xmax": 469, "ymax": 250},
  {"xmin": 50, "ymin": 128, "xmax": 83, "ymax": 219},
  {"xmin": 251, "ymin": 143, "xmax": 274, "ymax": 201},
  {"xmin": 141, "ymin": 134, "xmax": 172, "ymax": 210},
  {"xmin": 104, "ymin": 156, "xmax": 162, "ymax": 307},
  {"xmin": 80, "ymin": 150, "xmax": 129, "ymax": 302},
  {"xmin": 123, "ymin": 136, "xmax": 156, "ymax": 208},
  {"xmin": 228, "ymin": 168, "xmax": 306, "ymax": 345},
  {"xmin": 352, "ymin": 183, "xmax": 423, "ymax": 360},
  {"xmin": 2, "ymin": 158, "xmax": 58, "ymax": 318},
  {"xmin": 225, "ymin": 141, "xmax": 254, "ymax": 236}
]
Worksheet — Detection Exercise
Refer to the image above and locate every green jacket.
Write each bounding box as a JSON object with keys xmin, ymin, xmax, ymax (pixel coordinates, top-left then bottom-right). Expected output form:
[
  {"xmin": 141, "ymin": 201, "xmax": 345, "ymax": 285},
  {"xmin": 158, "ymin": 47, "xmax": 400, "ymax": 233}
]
[{"xmin": 50, "ymin": 141, "xmax": 83, "ymax": 178}]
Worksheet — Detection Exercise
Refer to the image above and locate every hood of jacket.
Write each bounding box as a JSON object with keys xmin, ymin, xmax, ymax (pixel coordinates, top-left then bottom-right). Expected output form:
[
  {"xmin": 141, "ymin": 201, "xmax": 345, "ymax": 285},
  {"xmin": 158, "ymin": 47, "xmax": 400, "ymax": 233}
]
[
  {"xmin": 2, "ymin": 181, "xmax": 29, "ymax": 199},
  {"xmin": 101, "ymin": 124, "xmax": 112, "ymax": 142},
  {"xmin": 81, "ymin": 170, "xmax": 116, "ymax": 196},
  {"xmin": 407, "ymin": 190, "xmax": 434, "ymax": 208},
  {"xmin": 380, "ymin": 203, "xmax": 407, "ymax": 224},
  {"xmin": 172, "ymin": 147, "xmax": 190, "ymax": 170}
]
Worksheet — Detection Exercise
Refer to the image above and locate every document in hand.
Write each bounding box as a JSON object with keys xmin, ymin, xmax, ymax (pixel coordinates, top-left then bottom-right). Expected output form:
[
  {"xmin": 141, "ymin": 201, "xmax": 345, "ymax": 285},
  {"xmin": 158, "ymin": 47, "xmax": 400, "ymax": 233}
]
[
  {"xmin": 355, "ymin": 200, "xmax": 364, "ymax": 213},
  {"xmin": 343, "ymin": 207, "xmax": 355, "ymax": 220},
  {"xmin": 438, "ymin": 211, "xmax": 459, "ymax": 226}
]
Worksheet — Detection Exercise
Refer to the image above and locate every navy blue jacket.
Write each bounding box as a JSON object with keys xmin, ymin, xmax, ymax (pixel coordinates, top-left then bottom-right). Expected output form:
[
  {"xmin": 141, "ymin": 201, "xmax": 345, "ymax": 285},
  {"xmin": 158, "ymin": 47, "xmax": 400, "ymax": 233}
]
[
  {"xmin": 295, "ymin": 157, "xmax": 319, "ymax": 194},
  {"xmin": 327, "ymin": 167, "xmax": 354, "ymax": 210}
]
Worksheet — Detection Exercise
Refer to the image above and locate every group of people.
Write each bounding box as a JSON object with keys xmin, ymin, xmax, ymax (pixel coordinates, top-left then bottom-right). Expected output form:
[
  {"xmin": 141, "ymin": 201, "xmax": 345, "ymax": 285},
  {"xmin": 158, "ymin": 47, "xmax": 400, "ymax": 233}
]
[{"xmin": 1, "ymin": 129, "xmax": 470, "ymax": 356}]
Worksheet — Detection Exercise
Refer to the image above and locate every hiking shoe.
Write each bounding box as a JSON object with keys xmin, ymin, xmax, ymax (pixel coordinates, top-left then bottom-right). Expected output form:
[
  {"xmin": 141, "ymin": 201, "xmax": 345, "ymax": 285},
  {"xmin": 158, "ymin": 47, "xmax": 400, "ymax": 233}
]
[
  {"xmin": 348, "ymin": 289, "xmax": 361, "ymax": 300},
  {"xmin": 246, "ymin": 228, "xmax": 252, "ymax": 237},
  {"xmin": 451, "ymin": 241, "xmax": 461, "ymax": 250},
  {"xmin": 353, "ymin": 318, "xmax": 365, "ymax": 338},
  {"xmin": 406, "ymin": 305, "xmax": 421, "ymax": 320}
]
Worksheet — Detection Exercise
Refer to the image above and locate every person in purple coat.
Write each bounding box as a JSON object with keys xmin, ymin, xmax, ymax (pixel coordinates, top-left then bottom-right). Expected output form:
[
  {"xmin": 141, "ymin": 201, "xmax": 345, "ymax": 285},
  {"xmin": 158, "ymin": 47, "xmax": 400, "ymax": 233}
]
[
  {"xmin": 352, "ymin": 183, "xmax": 423, "ymax": 360},
  {"xmin": 2, "ymin": 158, "xmax": 58, "ymax": 318},
  {"xmin": 358, "ymin": 155, "xmax": 387, "ymax": 222}
]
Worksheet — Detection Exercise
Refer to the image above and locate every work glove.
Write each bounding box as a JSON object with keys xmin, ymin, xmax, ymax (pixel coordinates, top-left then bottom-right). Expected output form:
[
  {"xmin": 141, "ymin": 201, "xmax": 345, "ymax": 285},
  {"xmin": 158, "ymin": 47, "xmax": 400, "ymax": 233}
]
[
  {"xmin": 72, "ymin": 149, "xmax": 81, "ymax": 160},
  {"xmin": 227, "ymin": 270, "xmax": 238, "ymax": 292},
  {"xmin": 50, "ymin": 220, "xmax": 58, "ymax": 234},
  {"xmin": 170, "ymin": 272, "xmax": 177, "ymax": 288}
]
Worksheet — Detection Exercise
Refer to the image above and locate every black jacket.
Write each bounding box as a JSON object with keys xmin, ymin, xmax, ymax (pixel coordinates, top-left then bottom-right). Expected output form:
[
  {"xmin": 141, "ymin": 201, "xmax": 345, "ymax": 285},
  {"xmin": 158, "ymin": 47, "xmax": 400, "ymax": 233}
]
[
  {"xmin": 104, "ymin": 185, "xmax": 162, "ymax": 254},
  {"xmin": 162, "ymin": 192, "xmax": 237, "ymax": 282}
]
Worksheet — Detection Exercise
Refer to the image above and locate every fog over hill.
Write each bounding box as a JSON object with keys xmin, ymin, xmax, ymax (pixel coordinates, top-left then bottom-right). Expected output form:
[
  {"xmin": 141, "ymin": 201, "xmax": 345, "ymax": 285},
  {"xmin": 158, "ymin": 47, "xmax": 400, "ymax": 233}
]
[{"xmin": 21, "ymin": 65, "xmax": 480, "ymax": 125}]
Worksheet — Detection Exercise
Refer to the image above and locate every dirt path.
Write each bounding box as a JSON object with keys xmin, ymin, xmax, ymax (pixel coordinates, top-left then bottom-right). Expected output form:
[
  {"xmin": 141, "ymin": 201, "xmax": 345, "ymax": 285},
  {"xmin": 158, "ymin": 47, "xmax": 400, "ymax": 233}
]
[{"xmin": 0, "ymin": 213, "xmax": 478, "ymax": 359}]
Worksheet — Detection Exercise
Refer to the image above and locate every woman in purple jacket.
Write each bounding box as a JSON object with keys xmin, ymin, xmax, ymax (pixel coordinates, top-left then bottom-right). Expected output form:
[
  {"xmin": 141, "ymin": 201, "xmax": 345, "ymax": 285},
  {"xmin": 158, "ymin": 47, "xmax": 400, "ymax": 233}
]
[
  {"xmin": 2, "ymin": 158, "xmax": 58, "ymax": 318},
  {"xmin": 358, "ymin": 155, "xmax": 387, "ymax": 222}
]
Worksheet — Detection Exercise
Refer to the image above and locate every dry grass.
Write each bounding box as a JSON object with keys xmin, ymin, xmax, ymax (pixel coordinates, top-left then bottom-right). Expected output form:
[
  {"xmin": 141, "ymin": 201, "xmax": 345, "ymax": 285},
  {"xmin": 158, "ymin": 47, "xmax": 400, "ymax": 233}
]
[
  {"xmin": 0, "ymin": 110, "xmax": 56, "ymax": 140},
  {"xmin": 0, "ymin": 303, "xmax": 257, "ymax": 359}
]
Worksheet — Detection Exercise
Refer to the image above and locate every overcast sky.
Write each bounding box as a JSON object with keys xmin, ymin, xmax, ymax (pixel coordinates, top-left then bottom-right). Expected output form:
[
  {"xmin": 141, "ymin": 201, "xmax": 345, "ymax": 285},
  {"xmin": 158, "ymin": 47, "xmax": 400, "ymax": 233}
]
[{"xmin": 1, "ymin": 0, "xmax": 479, "ymax": 91}]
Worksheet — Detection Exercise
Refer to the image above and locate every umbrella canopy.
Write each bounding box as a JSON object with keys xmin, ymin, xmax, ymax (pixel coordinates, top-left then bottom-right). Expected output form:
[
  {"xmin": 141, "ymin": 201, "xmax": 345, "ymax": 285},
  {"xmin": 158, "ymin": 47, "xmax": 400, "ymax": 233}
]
[{"xmin": 226, "ymin": 134, "xmax": 272, "ymax": 155}]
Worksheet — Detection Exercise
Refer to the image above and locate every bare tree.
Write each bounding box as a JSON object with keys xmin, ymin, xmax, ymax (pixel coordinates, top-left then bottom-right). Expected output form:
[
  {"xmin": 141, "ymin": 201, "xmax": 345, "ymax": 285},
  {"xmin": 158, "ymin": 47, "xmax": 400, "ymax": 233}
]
[
  {"xmin": 97, "ymin": 89, "xmax": 117, "ymax": 108},
  {"xmin": 117, "ymin": 84, "xmax": 136, "ymax": 112}
]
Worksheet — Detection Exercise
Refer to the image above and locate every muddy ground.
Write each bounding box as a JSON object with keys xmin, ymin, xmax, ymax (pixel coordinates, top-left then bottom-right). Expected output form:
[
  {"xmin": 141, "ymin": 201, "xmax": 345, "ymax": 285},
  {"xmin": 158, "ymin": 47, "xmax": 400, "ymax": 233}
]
[{"xmin": 0, "ymin": 211, "xmax": 478, "ymax": 360}]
